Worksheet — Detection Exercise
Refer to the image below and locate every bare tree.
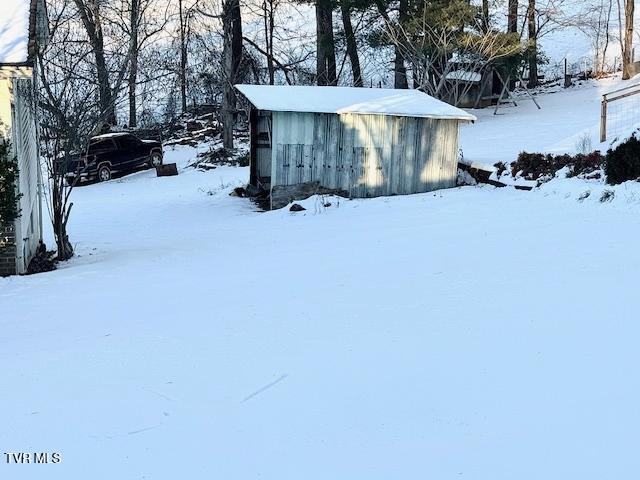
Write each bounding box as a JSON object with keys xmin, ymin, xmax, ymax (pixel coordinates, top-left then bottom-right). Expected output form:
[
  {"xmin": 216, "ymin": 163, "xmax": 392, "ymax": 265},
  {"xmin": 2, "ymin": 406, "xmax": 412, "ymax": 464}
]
[
  {"xmin": 374, "ymin": 0, "xmax": 408, "ymax": 89},
  {"xmin": 178, "ymin": 0, "xmax": 190, "ymax": 113},
  {"xmin": 340, "ymin": 0, "xmax": 363, "ymax": 86},
  {"xmin": 508, "ymin": 0, "xmax": 518, "ymax": 33},
  {"xmin": 574, "ymin": 0, "xmax": 614, "ymax": 76},
  {"xmin": 242, "ymin": 0, "xmax": 316, "ymax": 84},
  {"xmin": 104, "ymin": 0, "xmax": 170, "ymax": 127},
  {"xmin": 527, "ymin": 0, "xmax": 538, "ymax": 86},
  {"xmin": 619, "ymin": 0, "xmax": 635, "ymax": 79},
  {"xmin": 482, "ymin": 0, "xmax": 490, "ymax": 33},
  {"xmin": 395, "ymin": 0, "xmax": 409, "ymax": 88},
  {"xmin": 602, "ymin": 0, "xmax": 614, "ymax": 73},
  {"xmin": 38, "ymin": 0, "xmax": 115, "ymax": 258},
  {"xmin": 124, "ymin": 0, "xmax": 170, "ymax": 127},
  {"xmin": 221, "ymin": 0, "xmax": 244, "ymax": 147},
  {"xmin": 73, "ymin": 0, "xmax": 125, "ymax": 125},
  {"xmin": 260, "ymin": 0, "xmax": 278, "ymax": 84},
  {"xmin": 316, "ymin": 0, "xmax": 337, "ymax": 85}
]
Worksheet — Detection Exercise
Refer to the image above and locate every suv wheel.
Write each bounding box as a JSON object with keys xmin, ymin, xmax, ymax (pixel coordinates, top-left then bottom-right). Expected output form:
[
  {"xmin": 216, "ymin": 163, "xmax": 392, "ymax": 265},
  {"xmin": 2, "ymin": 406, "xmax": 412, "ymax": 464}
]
[
  {"xmin": 98, "ymin": 165, "xmax": 112, "ymax": 182},
  {"xmin": 150, "ymin": 152, "xmax": 163, "ymax": 167}
]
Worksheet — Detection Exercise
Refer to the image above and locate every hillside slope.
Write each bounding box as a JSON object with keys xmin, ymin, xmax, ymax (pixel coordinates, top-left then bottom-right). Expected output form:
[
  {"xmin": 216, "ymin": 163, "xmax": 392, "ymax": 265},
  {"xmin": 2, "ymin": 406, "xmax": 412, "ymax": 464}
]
[{"xmin": 2, "ymin": 128, "xmax": 640, "ymax": 478}]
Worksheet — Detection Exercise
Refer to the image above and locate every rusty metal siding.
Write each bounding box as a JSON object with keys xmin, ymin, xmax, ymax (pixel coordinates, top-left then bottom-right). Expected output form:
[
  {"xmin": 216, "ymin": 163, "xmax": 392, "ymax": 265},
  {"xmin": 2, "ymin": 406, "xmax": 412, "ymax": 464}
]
[{"xmin": 271, "ymin": 111, "xmax": 459, "ymax": 199}]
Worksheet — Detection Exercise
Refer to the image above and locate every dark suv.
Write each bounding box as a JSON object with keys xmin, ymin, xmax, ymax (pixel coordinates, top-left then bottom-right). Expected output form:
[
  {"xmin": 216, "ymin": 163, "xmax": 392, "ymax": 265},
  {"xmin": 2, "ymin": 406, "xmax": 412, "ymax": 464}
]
[{"xmin": 66, "ymin": 133, "xmax": 163, "ymax": 184}]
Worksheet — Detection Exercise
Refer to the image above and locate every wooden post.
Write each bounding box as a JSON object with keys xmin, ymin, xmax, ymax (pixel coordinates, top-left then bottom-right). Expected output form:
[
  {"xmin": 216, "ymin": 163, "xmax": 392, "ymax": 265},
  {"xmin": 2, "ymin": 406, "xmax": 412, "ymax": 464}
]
[
  {"xmin": 249, "ymin": 108, "xmax": 258, "ymax": 186},
  {"xmin": 473, "ymin": 70, "xmax": 491, "ymax": 108},
  {"xmin": 494, "ymin": 72, "xmax": 512, "ymax": 115},
  {"xmin": 600, "ymin": 98, "xmax": 608, "ymax": 142},
  {"xmin": 517, "ymin": 74, "xmax": 541, "ymax": 110}
]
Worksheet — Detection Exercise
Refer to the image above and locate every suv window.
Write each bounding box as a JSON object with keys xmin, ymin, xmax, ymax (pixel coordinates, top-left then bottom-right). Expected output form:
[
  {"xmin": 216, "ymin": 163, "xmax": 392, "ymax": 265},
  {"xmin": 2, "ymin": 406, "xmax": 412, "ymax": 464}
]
[
  {"xmin": 117, "ymin": 135, "xmax": 141, "ymax": 150},
  {"xmin": 88, "ymin": 139, "xmax": 116, "ymax": 154}
]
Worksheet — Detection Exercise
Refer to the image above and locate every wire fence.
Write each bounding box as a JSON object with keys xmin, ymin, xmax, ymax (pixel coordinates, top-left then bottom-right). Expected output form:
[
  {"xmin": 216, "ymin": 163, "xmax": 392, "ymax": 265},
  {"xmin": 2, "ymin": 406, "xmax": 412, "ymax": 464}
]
[{"xmin": 600, "ymin": 83, "xmax": 640, "ymax": 142}]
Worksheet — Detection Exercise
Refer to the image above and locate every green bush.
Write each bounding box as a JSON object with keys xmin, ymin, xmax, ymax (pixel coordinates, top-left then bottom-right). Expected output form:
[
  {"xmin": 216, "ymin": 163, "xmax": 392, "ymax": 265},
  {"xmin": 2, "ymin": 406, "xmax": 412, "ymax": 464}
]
[
  {"xmin": 0, "ymin": 141, "xmax": 21, "ymax": 227},
  {"xmin": 604, "ymin": 134, "xmax": 640, "ymax": 185}
]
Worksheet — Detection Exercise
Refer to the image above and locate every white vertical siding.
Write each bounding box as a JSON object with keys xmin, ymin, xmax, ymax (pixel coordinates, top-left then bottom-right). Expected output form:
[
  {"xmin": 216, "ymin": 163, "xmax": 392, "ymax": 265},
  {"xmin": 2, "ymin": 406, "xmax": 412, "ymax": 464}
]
[{"xmin": 0, "ymin": 68, "xmax": 42, "ymax": 274}]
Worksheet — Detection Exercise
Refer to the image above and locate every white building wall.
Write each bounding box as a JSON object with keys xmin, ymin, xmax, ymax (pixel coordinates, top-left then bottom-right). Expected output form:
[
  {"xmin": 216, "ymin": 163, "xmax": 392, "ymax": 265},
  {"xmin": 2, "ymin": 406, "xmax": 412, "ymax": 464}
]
[{"xmin": 0, "ymin": 66, "xmax": 42, "ymax": 274}]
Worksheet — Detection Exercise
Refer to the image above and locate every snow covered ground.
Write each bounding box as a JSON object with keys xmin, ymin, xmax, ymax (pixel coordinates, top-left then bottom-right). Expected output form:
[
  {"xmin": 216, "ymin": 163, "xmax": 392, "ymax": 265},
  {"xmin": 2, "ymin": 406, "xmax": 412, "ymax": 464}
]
[{"xmin": 3, "ymin": 80, "xmax": 640, "ymax": 479}]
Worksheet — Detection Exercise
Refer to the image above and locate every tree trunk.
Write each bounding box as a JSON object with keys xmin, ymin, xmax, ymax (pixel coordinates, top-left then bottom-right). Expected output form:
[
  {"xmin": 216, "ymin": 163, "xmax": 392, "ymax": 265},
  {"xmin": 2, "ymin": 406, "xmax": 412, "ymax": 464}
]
[
  {"xmin": 96, "ymin": 46, "xmax": 116, "ymax": 125},
  {"xmin": 394, "ymin": 0, "xmax": 408, "ymax": 89},
  {"xmin": 602, "ymin": 0, "xmax": 613, "ymax": 74},
  {"xmin": 54, "ymin": 221, "xmax": 73, "ymax": 260},
  {"xmin": 316, "ymin": 0, "xmax": 337, "ymax": 86},
  {"xmin": 52, "ymin": 171, "xmax": 73, "ymax": 260},
  {"xmin": 508, "ymin": 0, "xmax": 518, "ymax": 33},
  {"xmin": 482, "ymin": 0, "xmax": 490, "ymax": 33},
  {"xmin": 128, "ymin": 53, "xmax": 138, "ymax": 128},
  {"xmin": 222, "ymin": 0, "xmax": 243, "ymax": 149},
  {"xmin": 262, "ymin": 0, "xmax": 275, "ymax": 84},
  {"xmin": 179, "ymin": 0, "xmax": 188, "ymax": 113},
  {"xmin": 528, "ymin": 0, "xmax": 538, "ymax": 87},
  {"xmin": 341, "ymin": 1, "xmax": 363, "ymax": 87},
  {"xmin": 128, "ymin": 0, "xmax": 139, "ymax": 128},
  {"xmin": 622, "ymin": 0, "xmax": 635, "ymax": 79},
  {"xmin": 372, "ymin": 0, "xmax": 407, "ymax": 88},
  {"xmin": 74, "ymin": 0, "xmax": 116, "ymax": 125},
  {"xmin": 232, "ymin": 0, "xmax": 243, "ymax": 75}
]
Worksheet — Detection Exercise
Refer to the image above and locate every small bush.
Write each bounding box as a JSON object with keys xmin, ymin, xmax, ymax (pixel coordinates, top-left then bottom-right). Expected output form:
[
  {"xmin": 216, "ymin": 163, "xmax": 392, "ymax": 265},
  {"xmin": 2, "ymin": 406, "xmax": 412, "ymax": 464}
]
[
  {"xmin": 511, "ymin": 152, "xmax": 550, "ymax": 179},
  {"xmin": 604, "ymin": 134, "xmax": 640, "ymax": 185},
  {"xmin": 493, "ymin": 162, "xmax": 507, "ymax": 177},
  {"xmin": 511, "ymin": 151, "xmax": 604, "ymax": 180},
  {"xmin": 26, "ymin": 242, "xmax": 57, "ymax": 275},
  {"xmin": 577, "ymin": 191, "xmax": 591, "ymax": 202},
  {"xmin": 600, "ymin": 189, "xmax": 615, "ymax": 203},
  {"xmin": 569, "ymin": 152, "xmax": 605, "ymax": 177},
  {"xmin": 575, "ymin": 133, "xmax": 593, "ymax": 154}
]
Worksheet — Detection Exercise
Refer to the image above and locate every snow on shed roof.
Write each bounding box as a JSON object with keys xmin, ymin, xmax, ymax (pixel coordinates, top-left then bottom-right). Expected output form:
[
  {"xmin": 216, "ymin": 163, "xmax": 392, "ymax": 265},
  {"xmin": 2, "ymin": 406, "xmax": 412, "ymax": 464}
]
[
  {"xmin": 235, "ymin": 85, "xmax": 477, "ymax": 122},
  {"xmin": 0, "ymin": 1, "xmax": 32, "ymax": 64},
  {"xmin": 92, "ymin": 132, "xmax": 131, "ymax": 139},
  {"xmin": 445, "ymin": 70, "xmax": 482, "ymax": 83}
]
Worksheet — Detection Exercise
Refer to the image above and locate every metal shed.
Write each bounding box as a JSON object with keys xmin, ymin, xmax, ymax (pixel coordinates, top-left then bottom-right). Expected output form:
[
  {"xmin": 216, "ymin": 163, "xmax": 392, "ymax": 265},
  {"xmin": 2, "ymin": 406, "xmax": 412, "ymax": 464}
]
[{"xmin": 235, "ymin": 85, "xmax": 476, "ymax": 209}]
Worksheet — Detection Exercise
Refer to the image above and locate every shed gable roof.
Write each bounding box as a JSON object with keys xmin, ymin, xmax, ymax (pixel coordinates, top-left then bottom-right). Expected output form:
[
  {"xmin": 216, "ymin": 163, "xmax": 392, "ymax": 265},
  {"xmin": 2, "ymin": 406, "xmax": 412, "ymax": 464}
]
[
  {"xmin": 235, "ymin": 85, "xmax": 477, "ymax": 122},
  {"xmin": 1, "ymin": 0, "xmax": 46, "ymax": 65}
]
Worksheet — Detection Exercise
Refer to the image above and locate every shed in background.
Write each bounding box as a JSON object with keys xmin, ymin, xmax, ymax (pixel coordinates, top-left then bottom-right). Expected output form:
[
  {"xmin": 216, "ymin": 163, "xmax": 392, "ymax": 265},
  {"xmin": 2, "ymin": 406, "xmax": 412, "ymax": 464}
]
[{"xmin": 235, "ymin": 85, "xmax": 476, "ymax": 209}]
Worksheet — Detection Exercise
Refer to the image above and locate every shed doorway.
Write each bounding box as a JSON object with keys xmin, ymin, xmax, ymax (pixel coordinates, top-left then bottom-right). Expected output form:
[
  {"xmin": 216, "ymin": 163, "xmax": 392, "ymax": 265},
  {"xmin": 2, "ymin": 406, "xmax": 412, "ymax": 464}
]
[{"xmin": 249, "ymin": 110, "xmax": 272, "ymax": 189}]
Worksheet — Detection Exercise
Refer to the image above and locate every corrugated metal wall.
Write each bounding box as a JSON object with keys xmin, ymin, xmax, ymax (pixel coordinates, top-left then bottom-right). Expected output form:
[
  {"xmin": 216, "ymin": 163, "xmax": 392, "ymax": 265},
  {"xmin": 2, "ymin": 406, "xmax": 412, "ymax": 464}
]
[{"xmin": 270, "ymin": 111, "xmax": 459, "ymax": 198}]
